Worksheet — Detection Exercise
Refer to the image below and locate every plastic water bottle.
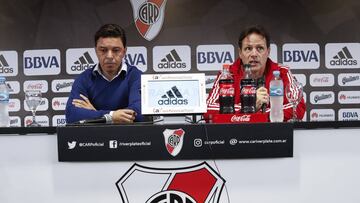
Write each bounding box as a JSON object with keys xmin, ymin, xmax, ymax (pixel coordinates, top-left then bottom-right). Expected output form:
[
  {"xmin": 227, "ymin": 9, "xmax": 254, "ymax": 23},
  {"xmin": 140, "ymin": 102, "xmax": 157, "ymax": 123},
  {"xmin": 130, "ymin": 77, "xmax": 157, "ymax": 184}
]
[
  {"xmin": 269, "ymin": 71, "xmax": 284, "ymax": 122},
  {"xmin": 0, "ymin": 76, "xmax": 10, "ymax": 127}
]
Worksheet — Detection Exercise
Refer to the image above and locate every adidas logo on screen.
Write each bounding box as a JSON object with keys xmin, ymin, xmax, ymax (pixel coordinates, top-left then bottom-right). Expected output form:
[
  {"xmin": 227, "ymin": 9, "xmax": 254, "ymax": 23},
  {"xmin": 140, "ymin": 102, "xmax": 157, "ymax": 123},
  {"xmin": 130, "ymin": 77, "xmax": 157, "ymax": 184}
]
[
  {"xmin": 158, "ymin": 49, "xmax": 186, "ymax": 69},
  {"xmin": 330, "ymin": 46, "xmax": 357, "ymax": 66},
  {"xmin": 71, "ymin": 51, "xmax": 96, "ymax": 71},
  {"xmin": 0, "ymin": 52, "xmax": 17, "ymax": 75},
  {"xmin": 158, "ymin": 86, "xmax": 188, "ymax": 105}
]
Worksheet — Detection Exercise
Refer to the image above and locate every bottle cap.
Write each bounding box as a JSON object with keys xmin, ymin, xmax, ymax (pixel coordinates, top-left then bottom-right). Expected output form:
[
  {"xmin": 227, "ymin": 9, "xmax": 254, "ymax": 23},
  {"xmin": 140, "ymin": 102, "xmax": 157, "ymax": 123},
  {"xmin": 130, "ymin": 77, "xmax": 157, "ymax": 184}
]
[
  {"xmin": 0, "ymin": 76, "xmax": 5, "ymax": 83},
  {"xmin": 273, "ymin": 70, "xmax": 280, "ymax": 76},
  {"xmin": 222, "ymin": 64, "xmax": 230, "ymax": 71}
]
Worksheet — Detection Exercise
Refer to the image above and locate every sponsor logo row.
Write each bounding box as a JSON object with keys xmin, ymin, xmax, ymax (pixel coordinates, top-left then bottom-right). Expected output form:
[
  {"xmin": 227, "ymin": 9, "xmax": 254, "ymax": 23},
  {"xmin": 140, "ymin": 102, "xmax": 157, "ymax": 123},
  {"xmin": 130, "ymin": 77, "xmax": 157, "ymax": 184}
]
[
  {"xmin": 8, "ymin": 97, "xmax": 68, "ymax": 112},
  {"xmin": 4, "ymin": 72, "xmax": 359, "ymax": 97},
  {"xmin": 9, "ymin": 115, "xmax": 66, "ymax": 127},
  {"xmin": 0, "ymin": 43, "xmax": 359, "ymax": 76},
  {"xmin": 10, "ymin": 107, "xmax": 360, "ymax": 128},
  {"xmin": 6, "ymin": 79, "xmax": 74, "ymax": 94},
  {"xmin": 310, "ymin": 109, "xmax": 360, "ymax": 121}
]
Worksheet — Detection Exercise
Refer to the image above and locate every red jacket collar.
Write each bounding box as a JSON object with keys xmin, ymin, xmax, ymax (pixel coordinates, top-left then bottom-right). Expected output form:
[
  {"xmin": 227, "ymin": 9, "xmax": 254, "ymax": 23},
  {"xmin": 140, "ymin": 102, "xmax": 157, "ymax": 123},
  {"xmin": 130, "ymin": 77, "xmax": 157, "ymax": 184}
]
[{"xmin": 229, "ymin": 58, "xmax": 277, "ymax": 77}]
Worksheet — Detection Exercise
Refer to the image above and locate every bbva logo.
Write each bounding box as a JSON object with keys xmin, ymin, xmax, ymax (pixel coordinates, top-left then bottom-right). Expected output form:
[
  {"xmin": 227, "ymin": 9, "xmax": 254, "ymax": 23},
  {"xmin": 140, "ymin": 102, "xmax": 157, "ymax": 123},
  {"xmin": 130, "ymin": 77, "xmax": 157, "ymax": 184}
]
[
  {"xmin": 282, "ymin": 43, "xmax": 320, "ymax": 69},
  {"xmin": 23, "ymin": 49, "xmax": 61, "ymax": 76},
  {"xmin": 125, "ymin": 46, "xmax": 148, "ymax": 72}
]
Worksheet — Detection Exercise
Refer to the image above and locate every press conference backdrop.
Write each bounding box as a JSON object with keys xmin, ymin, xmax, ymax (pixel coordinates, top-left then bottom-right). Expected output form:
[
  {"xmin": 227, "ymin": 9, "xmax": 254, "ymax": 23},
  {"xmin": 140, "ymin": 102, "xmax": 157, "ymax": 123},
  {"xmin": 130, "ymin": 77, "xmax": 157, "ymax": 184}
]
[{"xmin": 0, "ymin": 0, "xmax": 359, "ymax": 127}]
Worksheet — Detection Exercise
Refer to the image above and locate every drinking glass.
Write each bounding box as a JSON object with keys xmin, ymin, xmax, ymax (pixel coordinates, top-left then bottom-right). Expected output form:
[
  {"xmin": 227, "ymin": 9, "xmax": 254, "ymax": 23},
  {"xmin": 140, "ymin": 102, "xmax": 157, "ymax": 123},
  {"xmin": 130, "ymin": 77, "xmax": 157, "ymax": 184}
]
[
  {"xmin": 25, "ymin": 90, "xmax": 42, "ymax": 127},
  {"xmin": 285, "ymin": 80, "xmax": 303, "ymax": 122}
]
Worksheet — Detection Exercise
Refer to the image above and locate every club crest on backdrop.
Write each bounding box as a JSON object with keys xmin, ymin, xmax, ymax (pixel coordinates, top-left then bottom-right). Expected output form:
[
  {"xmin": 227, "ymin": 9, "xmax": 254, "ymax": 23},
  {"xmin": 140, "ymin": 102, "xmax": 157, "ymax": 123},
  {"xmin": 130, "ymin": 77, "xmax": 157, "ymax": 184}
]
[{"xmin": 130, "ymin": 0, "xmax": 167, "ymax": 41}]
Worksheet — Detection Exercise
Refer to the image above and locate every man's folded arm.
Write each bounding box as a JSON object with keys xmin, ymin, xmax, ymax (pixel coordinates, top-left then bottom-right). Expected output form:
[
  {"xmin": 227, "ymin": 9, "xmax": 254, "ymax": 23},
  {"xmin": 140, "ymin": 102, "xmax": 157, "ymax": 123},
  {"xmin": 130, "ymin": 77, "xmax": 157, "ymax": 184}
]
[
  {"xmin": 65, "ymin": 101, "xmax": 110, "ymax": 123},
  {"xmin": 65, "ymin": 77, "xmax": 110, "ymax": 123}
]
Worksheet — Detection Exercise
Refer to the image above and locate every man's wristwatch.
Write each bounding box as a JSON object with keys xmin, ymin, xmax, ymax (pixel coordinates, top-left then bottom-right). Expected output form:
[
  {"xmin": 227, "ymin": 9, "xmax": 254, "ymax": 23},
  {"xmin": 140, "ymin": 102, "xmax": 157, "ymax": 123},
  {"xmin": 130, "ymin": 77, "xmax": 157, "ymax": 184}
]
[{"xmin": 104, "ymin": 111, "xmax": 114, "ymax": 123}]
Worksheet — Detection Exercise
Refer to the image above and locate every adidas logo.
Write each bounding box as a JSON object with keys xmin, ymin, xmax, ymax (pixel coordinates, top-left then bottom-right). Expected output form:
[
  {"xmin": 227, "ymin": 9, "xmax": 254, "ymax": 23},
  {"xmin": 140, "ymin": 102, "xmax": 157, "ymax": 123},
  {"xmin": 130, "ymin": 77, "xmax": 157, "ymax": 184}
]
[
  {"xmin": 330, "ymin": 46, "xmax": 357, "ymax": 66},
  {"xmin": 0, "ymin": 54, "xmax": 14, "ymax": 74},
  {"xmin": 0, "ymin": 55, "xmax": 9, "ymax": 67},
  {"xmin": 158, "ymin": 49, "xmax": 186, "ymax": 69},
  {"xmin": 158, "ymin": 86, "xmax": 188, "ymax": 105},
  {"xmin": 71, "ymin": 51, "xmax": 96, "ymax": 71},
  {"xmin": 333, "ymin": 46, "xmax": 353, "ymax": 59}
]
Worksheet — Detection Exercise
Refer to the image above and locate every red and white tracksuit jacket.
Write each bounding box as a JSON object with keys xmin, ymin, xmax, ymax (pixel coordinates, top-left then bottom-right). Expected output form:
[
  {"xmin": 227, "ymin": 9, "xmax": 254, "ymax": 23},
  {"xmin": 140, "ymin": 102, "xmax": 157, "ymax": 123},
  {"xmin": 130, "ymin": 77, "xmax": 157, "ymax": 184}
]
[{"xmin": 205, "ymin": 58, "xmax": 306, "ymax": 122}]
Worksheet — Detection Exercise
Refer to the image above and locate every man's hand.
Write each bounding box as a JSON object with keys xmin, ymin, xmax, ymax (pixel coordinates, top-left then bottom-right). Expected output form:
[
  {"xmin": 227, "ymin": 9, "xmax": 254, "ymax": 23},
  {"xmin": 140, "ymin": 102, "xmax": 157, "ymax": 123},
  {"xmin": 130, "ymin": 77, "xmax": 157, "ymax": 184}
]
[
  {"xmin": 112, "ymin": 109, "xmax": 136, "ymax": 123},
  {"xmin": 72, "ymin": 94, "xmax": 96, "ymax": 110},
  {"xmin": 256, "ymin": 87, "xmax": 269, "ymax": 111}
]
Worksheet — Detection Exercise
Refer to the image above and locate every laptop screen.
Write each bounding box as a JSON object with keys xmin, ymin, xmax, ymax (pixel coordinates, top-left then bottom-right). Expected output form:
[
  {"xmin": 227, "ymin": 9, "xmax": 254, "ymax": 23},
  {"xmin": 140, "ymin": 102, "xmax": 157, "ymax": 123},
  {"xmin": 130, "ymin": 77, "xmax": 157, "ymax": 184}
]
[{"xmin": 141, "ymin": 73, "xmax": 207, "ymax": 115}]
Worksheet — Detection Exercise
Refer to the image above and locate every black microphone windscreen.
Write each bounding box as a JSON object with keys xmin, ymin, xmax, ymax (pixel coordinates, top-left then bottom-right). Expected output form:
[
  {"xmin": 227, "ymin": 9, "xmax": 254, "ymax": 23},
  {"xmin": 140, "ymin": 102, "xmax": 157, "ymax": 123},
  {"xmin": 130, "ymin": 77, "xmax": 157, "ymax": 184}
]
[
  {"xmin": 77, "ymin": 116, "xmax": 107, "ymax": 124},
  {"xmin": 257, "ymin": 77, "xmax": 265, "ymax": 87}
]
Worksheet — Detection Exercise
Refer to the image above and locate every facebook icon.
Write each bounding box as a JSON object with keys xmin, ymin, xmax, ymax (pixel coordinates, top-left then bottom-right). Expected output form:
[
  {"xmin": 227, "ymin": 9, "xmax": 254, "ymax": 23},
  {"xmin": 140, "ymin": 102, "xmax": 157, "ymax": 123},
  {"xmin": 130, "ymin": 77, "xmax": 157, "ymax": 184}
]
[{"xmin": 109, "ymin": 140, "xmax": 118, "ymax": 149}]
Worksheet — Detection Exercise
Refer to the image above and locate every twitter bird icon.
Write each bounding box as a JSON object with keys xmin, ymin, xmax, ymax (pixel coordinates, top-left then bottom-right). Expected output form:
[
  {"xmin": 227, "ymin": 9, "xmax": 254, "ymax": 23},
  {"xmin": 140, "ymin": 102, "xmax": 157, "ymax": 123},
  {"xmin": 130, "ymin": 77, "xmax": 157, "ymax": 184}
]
[{"xmin": 68, "ymin": 141, "xmax": 76, "ymax": 149}]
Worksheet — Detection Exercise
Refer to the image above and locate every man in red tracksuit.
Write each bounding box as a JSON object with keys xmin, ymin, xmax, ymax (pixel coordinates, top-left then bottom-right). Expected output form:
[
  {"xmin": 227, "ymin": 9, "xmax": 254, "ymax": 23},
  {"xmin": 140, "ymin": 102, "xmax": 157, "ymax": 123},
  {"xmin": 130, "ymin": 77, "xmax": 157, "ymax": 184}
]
[{"xmin": 205, "ymin": 25, "xmax": 306, "ymax": 122}]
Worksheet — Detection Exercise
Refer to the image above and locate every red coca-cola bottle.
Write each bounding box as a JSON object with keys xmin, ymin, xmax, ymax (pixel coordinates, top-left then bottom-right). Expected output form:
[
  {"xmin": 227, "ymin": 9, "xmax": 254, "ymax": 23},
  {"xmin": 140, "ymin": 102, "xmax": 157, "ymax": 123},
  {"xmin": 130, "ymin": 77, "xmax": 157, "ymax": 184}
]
[
  {"xmin": 240, "ymin": 64, "xmax": 256, "ymax": 113},
  {"xmin": 219, "ymin": 64, "xmax": 235, "ymax": 114}
]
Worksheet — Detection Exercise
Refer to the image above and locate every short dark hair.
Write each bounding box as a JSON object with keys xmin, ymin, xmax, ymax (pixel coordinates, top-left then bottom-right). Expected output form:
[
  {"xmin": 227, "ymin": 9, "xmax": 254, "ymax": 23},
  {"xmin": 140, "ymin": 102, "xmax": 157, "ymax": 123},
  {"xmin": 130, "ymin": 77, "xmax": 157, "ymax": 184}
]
[
  {"xmin": 94, "ymin": 24, "xmax": 127, "ymax": 47},
  {"xmin": 238, "ymin": 25, "xmax": 270, "ymax": 49}
]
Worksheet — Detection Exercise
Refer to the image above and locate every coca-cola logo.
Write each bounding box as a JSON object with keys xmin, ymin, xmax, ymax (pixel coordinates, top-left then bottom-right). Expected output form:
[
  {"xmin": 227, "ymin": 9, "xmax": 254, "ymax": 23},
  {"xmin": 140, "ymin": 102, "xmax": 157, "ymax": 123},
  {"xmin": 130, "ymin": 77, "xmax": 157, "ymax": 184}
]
[
  {"xmin": 313, "ymin": 77, "xmax": 329, "ymax": 83},
  {"xmin": 27, "ymin": 83, "xmax": 43, "ymax": 90},
  {"xmin": 231, "ymin": 114, "xmax": 251, "ymax": 122},
  {"xmin": 219, "ymin": 87, "xmax": 234, "ymax": 96},
  {"xmin": 241, "ymin": 86, "xmax": 256, "ymax": 95}
]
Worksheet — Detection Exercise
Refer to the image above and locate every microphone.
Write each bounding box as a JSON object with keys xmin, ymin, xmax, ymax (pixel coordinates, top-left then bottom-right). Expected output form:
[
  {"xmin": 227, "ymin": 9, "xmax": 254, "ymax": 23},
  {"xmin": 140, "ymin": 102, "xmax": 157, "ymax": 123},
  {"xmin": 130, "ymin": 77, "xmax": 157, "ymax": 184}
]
[
  {"xmin": 257, "ymin": 77, "xmax": 266, "ymax": 113},
  {"xmin": 75, "ymin": 114, "xmax": 111, "ymax": 124}
]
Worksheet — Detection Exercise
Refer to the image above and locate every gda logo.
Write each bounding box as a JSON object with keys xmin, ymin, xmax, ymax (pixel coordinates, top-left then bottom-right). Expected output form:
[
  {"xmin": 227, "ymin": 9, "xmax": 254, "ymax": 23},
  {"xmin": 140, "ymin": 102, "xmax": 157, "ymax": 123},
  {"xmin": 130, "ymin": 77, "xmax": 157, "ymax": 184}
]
[
  {"xmin": 130, "ymin": 0, "xmax": 168, "ymax": 41},
  {"xmin": 116, "ymin": 162, "xmax": 225, "ymax": 203}
]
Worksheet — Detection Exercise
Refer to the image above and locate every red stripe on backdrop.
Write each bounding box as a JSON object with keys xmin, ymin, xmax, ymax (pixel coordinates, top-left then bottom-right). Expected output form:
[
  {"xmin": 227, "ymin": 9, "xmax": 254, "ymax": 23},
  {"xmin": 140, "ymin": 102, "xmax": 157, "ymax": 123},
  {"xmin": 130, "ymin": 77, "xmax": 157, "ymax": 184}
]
[
  {"xmin": 136, "ymin": 19, "xmax": 150, "ymax": 36},
  {"xmin": 150, "ymin": 0, "xmax": 165, "ymax": 8}
]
